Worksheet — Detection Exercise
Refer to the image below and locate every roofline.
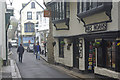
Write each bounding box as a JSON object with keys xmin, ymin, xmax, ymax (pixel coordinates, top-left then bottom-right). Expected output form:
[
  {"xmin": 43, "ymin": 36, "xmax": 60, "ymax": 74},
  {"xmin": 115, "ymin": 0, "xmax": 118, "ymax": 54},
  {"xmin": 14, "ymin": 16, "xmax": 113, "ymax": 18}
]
[{"xmin": 20, "ymin": 0, "xmax": 44, "ymax": 14}]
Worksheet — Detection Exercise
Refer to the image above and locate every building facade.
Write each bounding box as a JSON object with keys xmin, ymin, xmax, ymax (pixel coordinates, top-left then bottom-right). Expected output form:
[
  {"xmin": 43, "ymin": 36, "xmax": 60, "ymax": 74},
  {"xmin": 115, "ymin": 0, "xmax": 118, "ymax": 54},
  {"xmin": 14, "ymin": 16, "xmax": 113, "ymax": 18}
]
[
  {"xmin": 20, "ymin": 0, "xmax": 44, "ymax": 48},
  {"xmin": 44, "ymin": 0, "xmax": 120, "ymax": 79},
  {"xmin": 35, "ymin": 10, "xmax": 49, "ymax": 53}
]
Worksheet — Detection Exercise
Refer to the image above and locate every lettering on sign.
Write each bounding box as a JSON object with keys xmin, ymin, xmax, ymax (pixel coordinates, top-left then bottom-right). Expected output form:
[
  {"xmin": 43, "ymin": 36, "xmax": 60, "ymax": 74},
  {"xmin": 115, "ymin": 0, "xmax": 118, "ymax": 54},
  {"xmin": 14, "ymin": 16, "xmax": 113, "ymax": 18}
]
[{"xmin": 85, "ymin": 22, "xmax": 107, "ymax": 32}]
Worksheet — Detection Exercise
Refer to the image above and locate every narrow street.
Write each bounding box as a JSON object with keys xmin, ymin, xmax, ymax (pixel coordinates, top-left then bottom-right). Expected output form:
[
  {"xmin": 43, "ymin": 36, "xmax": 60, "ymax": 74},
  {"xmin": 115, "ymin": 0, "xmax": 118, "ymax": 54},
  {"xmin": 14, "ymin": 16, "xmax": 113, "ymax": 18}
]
[{"xmin": 9, "ymin": 48, "xmax": 73, "ymax": 78}]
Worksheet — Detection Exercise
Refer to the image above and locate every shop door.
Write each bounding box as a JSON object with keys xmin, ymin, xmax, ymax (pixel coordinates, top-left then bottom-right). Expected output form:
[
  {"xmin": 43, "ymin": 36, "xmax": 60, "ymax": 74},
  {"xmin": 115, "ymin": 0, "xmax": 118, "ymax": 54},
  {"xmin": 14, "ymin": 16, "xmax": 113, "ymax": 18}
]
[
  {"xmin": 73, "ymin": 38, "xmax": 79, "ymax": 68},
  {"xmin": 85, "ymin": 40, "xmax": 96, "ymax": 73}
]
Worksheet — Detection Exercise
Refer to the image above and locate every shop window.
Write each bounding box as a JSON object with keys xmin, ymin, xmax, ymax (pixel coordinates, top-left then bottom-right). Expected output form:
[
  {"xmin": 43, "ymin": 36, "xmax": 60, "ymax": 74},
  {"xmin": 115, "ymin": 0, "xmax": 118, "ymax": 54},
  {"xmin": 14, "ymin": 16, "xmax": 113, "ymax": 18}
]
[
  {"xmin": 59, "ymin": 38, "xmax": 64, "ymax": 58},
  {"xmin": 106, "ymin": 41, "xmax": 116, "ymax": 69}
]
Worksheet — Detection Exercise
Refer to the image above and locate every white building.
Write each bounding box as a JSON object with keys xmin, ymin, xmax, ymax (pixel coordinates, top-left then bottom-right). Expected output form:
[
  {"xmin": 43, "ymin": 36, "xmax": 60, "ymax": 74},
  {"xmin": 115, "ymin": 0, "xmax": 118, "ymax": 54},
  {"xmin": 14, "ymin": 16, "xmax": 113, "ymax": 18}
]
[
  {"xmin": 20, "ymin": 0, "xmax": 44, "ymax": 48},
  {"xmin": 0, "ymin": 0, "xmax": 7, "ymax": 68},
  {"xmin": 44, "ymin": 1, "xmax": 120, "ymax": 79},
  {"xmin": 35, "ymin": 10, "xmax": 49, "ymax": 52}
]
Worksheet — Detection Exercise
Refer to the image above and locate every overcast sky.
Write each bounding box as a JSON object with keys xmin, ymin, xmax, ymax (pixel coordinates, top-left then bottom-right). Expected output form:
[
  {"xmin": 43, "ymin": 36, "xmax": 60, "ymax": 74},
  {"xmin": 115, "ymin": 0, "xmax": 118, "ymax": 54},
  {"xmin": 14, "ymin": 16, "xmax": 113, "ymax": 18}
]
[{"xmin": 6, "ymin": 0, "xmax": 45, "ymax": 20}]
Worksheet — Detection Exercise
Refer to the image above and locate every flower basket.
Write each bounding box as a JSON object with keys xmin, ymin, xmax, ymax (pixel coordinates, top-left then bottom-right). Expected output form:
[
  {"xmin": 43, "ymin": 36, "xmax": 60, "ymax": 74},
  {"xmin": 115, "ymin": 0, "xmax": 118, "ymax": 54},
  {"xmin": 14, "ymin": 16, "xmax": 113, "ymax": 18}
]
[
  {"xmin": 93, "ymin": 42, "xmax": 101, "ymax": 48},
  {"xmin": 60, "ymin": 41, "xmax": 65, "ymax": 46},
  {"xmin": 52, "ymin": 41, "xmax": 56, "ymax": 47},
  {"xmin": 117, "ymin": 42, "xmax": 120, "ymax": 46}
]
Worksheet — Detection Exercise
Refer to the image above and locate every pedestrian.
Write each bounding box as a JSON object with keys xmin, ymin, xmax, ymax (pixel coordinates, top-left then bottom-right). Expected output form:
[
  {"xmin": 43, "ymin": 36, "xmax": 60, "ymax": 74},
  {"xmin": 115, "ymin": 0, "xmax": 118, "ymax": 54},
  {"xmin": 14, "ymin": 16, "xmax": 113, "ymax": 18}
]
[
  {"xmin": 33, "ymin": 43, "xmax": 36, "ymax": 55},
  {"xmin": 36, "ymin": 42, "xmax": 41, "ymax": 60},
  {"xmin": 8, "ymin": 42, "xmax": 12, "ymax": 52},
  {"xmin": 17, "ymin": 44, "xmax": 24, "ymax": 63}
]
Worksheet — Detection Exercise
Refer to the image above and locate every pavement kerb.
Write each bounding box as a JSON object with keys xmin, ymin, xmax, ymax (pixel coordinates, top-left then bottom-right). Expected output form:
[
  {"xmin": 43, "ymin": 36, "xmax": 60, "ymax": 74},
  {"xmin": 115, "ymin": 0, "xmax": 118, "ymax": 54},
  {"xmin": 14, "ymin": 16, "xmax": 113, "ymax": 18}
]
[
  {"xmin": 50, "ymin": 64, "xmax": 87, "ymax": 79},
  {"xmin": 40, "ymin": 56, "xmax": 87, "ymax": 79},
  {"xmin": 9, "ymin": 51, "xmax": 22, "ymax": 79},
  {"xmin": 40, "ymin": 55, "xmax": 97, "ymax": 79}
]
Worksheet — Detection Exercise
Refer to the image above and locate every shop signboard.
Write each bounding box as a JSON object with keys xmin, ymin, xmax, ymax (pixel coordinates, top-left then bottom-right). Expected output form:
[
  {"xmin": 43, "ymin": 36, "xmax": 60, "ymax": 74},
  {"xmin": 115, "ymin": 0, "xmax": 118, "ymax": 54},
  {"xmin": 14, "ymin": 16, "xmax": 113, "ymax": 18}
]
[
  {"xmin": 85, "ymin": 22, "xmax": 107, "ymax": 33},
  {"xmin": 44, "ymin": 10, "xmax": 51, "ymax": 17},
  {"xmin": 23, "ymin": 37, "xmax": 34, "ymax": 46}
]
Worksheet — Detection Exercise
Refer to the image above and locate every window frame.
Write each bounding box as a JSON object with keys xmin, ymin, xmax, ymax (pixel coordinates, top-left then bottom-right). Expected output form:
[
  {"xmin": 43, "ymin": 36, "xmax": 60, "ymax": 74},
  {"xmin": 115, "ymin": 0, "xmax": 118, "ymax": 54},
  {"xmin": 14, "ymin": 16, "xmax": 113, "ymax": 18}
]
[
  {"xmin": 27, "ymin": 12, "xmax": 32, "ymax": 20},
  {"xmin": 77, "ymin": 1, "xmax": 112, "ymax": 19},
  {"xmin": 59, "ymin": 38, "xmax": 64, "ymax": 58},
  {"xmin": 31, "ymin": 2, "xmax": 35, "ymax": 9},
  {"xmin": 97, "ymin": 39, "xmax": 117, "ymax": 71},
  {"xmin": 24, "ymin": 23, "xmax": 35, "ymax": 32},
  {"xmin": 51, "ymin": 2, "xmax": 70, "ymax": 23}
]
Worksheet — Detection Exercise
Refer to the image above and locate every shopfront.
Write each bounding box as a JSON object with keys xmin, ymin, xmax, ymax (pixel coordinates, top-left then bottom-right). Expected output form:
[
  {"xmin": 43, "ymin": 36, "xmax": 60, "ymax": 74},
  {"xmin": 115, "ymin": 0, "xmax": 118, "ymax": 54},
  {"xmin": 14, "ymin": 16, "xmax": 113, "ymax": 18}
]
[{"xmin": 83, "ymin": 30, "xmax": 120, "ymax": 78}]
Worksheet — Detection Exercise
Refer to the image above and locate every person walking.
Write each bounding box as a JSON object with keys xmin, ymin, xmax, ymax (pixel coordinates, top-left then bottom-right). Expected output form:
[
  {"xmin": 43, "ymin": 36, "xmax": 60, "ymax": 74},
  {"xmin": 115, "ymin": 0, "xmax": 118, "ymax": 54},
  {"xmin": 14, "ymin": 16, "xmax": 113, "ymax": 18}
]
[
  {"xmin": 33, "ymin": 43, "xmax": 36, "ymax": 55},
  {"xmin": 8, "ymin": 42, "xmax": 12, "ymax": 52},
  {"xmin": 17, "ymin": 44, "xmax": 24, "ymax": 63},
  {"xmin": 36, "ymin": 42, "xmax": 41, "ymax": 60}
]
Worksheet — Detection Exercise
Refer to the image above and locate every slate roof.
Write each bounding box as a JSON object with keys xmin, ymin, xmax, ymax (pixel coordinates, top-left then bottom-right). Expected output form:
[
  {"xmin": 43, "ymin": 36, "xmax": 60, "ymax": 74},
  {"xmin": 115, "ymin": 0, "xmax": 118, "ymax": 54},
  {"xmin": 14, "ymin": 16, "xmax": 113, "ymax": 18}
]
[{"xmin": 20, "ymin": 0, "xmax": 44, "ymax": 14}]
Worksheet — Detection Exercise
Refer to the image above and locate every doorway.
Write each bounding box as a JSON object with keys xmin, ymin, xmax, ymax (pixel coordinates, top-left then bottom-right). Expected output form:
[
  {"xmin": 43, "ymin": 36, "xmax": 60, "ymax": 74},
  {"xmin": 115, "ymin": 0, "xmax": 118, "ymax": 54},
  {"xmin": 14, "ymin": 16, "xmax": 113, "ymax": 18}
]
[{"xmin": 73, "ymin": 38, "xmax": 79, "ymax": 68}]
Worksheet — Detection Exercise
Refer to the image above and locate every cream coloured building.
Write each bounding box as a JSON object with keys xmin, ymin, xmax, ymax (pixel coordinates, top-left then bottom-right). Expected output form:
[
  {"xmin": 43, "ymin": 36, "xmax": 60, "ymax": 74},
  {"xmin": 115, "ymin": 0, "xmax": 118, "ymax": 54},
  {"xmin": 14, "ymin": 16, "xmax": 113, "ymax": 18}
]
[
  {"xmin": 20, "ymin": 0, "xmax": 44, "ymax": 48},
  {"xmin": 44, "ymin": 0, "xmax": 120, "ymax": 79}
]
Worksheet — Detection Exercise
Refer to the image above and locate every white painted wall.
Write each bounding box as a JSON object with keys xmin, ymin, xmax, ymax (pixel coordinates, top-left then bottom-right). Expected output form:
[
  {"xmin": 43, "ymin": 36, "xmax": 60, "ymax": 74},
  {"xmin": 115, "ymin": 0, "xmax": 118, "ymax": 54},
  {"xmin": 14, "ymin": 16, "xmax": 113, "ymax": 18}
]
[
  {"xmin": 0, "ymin": 1, "xmax": 6, "ymax": 60},
  {"xmin": 53, "ymin": 2, "xmax": 119, "ymax": 37},
  {"xmin": 54, "ymin": 38, "xmax": 73, "ymax": 67},
  {"xmin": 21, "ymin": 0, "xmax": 44, "ymax": 36}
]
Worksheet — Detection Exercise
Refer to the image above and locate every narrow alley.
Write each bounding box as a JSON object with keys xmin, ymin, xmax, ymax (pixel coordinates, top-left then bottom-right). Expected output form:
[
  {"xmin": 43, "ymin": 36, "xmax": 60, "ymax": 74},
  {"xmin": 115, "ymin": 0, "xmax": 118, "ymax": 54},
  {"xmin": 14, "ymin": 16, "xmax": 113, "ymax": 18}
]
[{"xmin": 9, "ymin": 48, "xmax": 74, "ymax": 78}]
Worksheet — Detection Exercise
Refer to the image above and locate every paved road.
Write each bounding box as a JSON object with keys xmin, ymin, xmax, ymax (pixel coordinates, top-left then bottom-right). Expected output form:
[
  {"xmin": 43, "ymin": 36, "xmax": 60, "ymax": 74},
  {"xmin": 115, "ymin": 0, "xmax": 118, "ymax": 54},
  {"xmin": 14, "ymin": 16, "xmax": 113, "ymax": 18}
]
[{"xmin": 9, "ymin": 48, "xmax": 73, "ymax": 78}]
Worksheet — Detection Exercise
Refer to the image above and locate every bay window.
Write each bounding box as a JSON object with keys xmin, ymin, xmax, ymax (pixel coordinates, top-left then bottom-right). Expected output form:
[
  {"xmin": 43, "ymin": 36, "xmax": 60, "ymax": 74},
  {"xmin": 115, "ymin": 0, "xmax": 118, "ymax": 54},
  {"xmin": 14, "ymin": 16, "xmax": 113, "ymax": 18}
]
[{"xmin": 51, "ymin": 2, "xmax": 70, "ymax": 22}]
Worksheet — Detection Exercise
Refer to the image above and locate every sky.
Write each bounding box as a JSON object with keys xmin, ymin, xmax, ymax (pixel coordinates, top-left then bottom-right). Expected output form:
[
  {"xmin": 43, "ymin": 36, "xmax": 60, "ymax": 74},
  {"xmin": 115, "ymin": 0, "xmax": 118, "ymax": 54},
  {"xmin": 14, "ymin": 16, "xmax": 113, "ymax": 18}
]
[{"xmin": 6, "ymin": 0, "xmax": 45, "ymax": 20}]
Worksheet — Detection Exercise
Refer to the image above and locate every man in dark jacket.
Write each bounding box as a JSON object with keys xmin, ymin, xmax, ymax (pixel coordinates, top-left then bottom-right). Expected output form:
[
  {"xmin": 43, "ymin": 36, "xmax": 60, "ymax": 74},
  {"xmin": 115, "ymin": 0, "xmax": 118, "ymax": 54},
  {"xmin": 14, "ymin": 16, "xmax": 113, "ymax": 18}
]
[
  {"xmin": 17, "ymin": 44, "xmax": 24, "ymax": 63},
  {"xmin": 36, "ymin": 42, "xmax": 41, "ymax": 60}
]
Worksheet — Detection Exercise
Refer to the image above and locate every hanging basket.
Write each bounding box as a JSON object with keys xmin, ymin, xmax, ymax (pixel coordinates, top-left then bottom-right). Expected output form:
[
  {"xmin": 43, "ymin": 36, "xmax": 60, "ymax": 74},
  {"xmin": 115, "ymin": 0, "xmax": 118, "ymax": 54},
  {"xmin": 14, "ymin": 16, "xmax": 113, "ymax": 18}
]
[
  {"xmin": 52, "ymin": 41, "xmax": 56, "ymax": 47},
  {"xmin": 60, "ymin": 41, "xmax": 65, "ymax": 46},
  {"xmin": 93, "ymin": 42, "xmax": 101, "ymax": 48},
  {"xmin": 117, "ymin": 42, "xmax": 120, "ymax": 46}
]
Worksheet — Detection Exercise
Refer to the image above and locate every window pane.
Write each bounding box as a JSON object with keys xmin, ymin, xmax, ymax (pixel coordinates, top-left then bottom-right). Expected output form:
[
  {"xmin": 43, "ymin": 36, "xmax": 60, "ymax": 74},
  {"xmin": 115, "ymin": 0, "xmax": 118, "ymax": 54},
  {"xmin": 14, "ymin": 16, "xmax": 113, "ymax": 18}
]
[
  {"xmin": 106, "ymin": 41, "xmax": 116, "ymax": 69},
  {"xmin": 27, "ymin": 12, "xmax": 32, "ymax": 19},
  {"xmin": 66, "ymin": 2, "xmax": 70, "ymax": 18},
  {"xmin": 59, "ymin": 38, "xmax": 64, "ymax": 58},
  {"xmin": 112, "ymin": 42, "xmax": 116, "ymax": 68},
  {"xmin": 31, "ymin": 2, "xmax": 35, "ymax": 8}
]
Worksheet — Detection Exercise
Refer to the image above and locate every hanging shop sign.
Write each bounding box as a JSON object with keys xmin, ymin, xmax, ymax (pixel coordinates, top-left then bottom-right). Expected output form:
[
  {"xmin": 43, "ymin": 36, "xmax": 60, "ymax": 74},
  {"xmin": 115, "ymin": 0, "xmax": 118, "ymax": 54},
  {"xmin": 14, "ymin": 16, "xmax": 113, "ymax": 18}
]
[
  {"xmin": 85, "ymin": 22, "xmax": 107, "ymax": 32},
  {"xmin": 44, "ymin": 10, "xmax": 51, "ymax": 17}
]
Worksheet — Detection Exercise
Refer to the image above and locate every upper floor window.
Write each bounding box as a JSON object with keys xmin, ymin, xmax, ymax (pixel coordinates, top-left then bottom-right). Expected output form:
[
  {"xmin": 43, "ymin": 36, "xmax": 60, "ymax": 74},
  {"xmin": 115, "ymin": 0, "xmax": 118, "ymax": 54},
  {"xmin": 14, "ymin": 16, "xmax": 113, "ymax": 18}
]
[
  {"xmin": 31, "ymin": 2, "xmax": 35, "ymax": 8},
  {"xmin": 51, "ymin": 2, "xmax": 70, "ymax": 21},
  {"xmin": 77, "ymin": 0, "xmax": 103, "ymax": 13},
  {"xmin": 24, "ymin": 23, "xmax": 34, "ymax": 32},
  {"xmin": 36, "ymin": 12, "xmax": 41, "ymax": 20},
  {"xmin": 36, "ymin": 22, "xmax": 39, "ymax": 27},
  {"xmin": 27, "ymin": 12, "xmax": 32, "ymax": 20}
]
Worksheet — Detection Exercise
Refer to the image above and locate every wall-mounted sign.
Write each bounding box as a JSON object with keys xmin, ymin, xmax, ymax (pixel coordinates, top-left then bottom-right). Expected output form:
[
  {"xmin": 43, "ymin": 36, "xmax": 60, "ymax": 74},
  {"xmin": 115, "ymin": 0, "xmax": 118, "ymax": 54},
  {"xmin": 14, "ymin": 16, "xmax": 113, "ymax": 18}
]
[
  {"xmin": 9, "ymin": 25, "xmax": 13, "ymax": 29},
  {"xmin": 85, "ymin": 22, "xmax": 107, "ymax": 32},
  {"xmin": 44, "ymin": 10, "xmax": 51, "ymax": 17},
  {"xmin": 78, "ymin": 39, "xmax": 83, "ymax": 58}
]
